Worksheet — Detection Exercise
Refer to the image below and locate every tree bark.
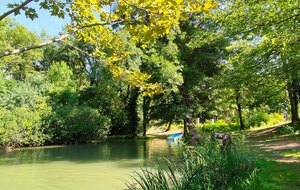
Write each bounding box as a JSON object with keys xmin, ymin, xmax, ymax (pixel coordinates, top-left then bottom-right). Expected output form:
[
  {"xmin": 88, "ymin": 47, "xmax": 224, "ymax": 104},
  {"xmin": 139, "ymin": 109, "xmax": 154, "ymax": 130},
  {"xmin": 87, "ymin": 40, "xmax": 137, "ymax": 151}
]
[
  {"xmin": 287, "ymin": 80, "xmax": 299, "ymax": 126},
  {"xmin": 235, "ymin": 91, "xmax": 245, "ymax": 130},
  {"xmin": 165, "ymin": 116, "xmax": 174, "ymax": 132},
  {"xmin": 142, "ymin": 96, "xmax": 150, "ymax": 136},
  {"xmin": 127, "ymin": 88, "xmax": 140, "ymax": 136},
  {"xmin": 183, "ymin": 118, "xmax": 188, "ymax": 137},
  {"xmin": 180, "ymin": 84, "xmax": 201, "ymax": 145},
  {"xmin": 180, "ymin": 84, "xmax": 191, "ymax": 138},
  {"xmin": 0, "ymin": 34, "xmax": 70, "ymax": 58}
]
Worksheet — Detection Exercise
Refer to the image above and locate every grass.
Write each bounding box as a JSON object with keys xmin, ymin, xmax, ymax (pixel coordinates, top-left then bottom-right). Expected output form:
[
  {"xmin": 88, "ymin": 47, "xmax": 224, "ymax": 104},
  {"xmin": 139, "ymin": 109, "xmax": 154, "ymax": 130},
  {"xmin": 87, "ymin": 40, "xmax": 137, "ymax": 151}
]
[
  {"xmin": 245, "ymin": 124, "xmax": 300, "ymax": 190},
  {"xmin": 256, "ymin": 159, "xmax": 300, "ymax": 190},
  {"xmin": 127, "ymin": 124, "xmax": 300, "ymax": 190},
  {"xmin": 281, "ymin": 150, "xmax": 300, "ymax": 158},
  {"xmin": 126, "ymin": 140, "xmax": 262, "ymax": 190}
]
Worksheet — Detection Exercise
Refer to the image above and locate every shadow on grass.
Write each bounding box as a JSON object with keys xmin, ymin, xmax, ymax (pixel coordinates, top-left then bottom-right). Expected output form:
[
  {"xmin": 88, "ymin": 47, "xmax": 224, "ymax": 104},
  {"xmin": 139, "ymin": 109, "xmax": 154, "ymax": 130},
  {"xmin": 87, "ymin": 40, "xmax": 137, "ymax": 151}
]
[{"xmin": 245, "ymin": 125, "xmax": 300, "ymax": 189}]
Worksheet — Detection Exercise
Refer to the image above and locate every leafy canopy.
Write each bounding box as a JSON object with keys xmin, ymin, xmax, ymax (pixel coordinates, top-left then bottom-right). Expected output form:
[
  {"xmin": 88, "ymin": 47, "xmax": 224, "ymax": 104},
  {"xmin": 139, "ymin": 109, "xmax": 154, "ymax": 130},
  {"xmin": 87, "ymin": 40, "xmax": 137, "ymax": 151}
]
[{"xmin": 2, "ymin": 0, "xmax": 218, "ymax": 95}]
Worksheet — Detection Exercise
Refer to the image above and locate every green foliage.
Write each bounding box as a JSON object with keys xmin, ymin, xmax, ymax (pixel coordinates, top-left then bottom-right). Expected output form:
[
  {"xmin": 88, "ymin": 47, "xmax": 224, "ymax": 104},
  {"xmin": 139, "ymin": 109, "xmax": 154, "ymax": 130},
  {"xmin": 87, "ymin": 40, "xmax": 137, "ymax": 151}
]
[
  {"xmin": 79, "ymin": 81, "xmax": 129, "ymax": 135},
  {"xmin": 201, "ymin": 119, "xmax": 239, "ymax": 132},
  {"xmin": 48, "ymin": 105, "xmax": 110, "ymax": 144},
  {"xmin": 0, "ymin": 76, "xmax": 48, "ymax": 109},
  {"xmin": 258, "ymin": 113, "xmax": 285, "ymax": 128},
  {"xmin": 277, "ymin": 125, "xmax": 295, "ymax": 136},
  {"xmin": 46, "ymin": 61, "xmax": 79, "ymax": 107},
  {"xmin": 0, "ymin": 18, "xmax": 42, "ymax": 79},
  {"xmin": 248, "ymin": 110, "xmax": 269, "ymax": 128},
  {"xmin": 0, "ymin": 76, "xmax": 51, "ymax": 147},
  {"xmin": 127, "ymin": 141, "xmax": 261, "ymax": 190},
  {"xmin": 0, "ymin": 107, "xmax": 50, "ymax": 147},
  {"xmin": 47, "ymin": 62, "xmax": 73, "ymax": 87}
]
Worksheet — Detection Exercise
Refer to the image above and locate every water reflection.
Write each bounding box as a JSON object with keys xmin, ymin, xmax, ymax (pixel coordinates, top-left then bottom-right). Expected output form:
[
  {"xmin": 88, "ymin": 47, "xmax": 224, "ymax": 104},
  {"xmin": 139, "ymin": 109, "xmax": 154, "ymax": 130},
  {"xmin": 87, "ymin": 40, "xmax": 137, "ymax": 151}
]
[
  {"xmin": 0, "ymin": 139, "xmax": 181, "ymax": 190},
  {"xmin": 0, "ymin": 139, "xmax": 180, "ymax": 165}
]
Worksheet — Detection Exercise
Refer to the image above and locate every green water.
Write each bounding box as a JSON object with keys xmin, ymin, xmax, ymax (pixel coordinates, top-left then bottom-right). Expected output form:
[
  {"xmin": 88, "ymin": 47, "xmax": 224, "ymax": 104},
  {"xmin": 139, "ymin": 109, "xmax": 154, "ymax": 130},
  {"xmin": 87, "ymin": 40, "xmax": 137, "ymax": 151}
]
[{"xmin": 0, "ymin": 139, "xmax": 179, "ymax": 190}]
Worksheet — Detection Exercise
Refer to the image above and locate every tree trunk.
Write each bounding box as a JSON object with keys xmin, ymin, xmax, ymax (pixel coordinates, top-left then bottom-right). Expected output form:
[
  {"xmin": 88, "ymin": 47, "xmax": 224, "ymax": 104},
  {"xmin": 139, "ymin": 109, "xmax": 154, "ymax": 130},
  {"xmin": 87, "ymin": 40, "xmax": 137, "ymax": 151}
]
[
  {"xmin": 183, "ymin": 118, "xmax": 188, "ymax": 137},
  {"xmin": 235, "ymin": 91, "xmax": 245, "ymax": 130},
  {"xmin": 180, "ymin": 83, "xmax": 201, "ymax": 144},
  {"xmin": 287, "ymin": 80, "xmax": 299, "ymax": 126},
  {"xmin": 165, "ymin": 117, "xmax": 174, "ymax": 132},
  {"xmin": 142, "ymin": 97, "xmax": 151, "ymax": 136},
  {"xmin": 127, "ymin": 88, "xmax": 140, "ymax": 136}
]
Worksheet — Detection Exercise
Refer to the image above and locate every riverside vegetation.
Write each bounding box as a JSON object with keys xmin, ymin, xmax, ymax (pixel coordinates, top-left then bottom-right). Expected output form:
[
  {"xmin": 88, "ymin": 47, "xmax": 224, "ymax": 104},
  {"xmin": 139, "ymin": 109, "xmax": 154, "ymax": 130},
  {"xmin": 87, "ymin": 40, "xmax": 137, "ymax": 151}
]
[{"xmin": 0, "ymin": 0, "xmax": 300, "ymax": 189}]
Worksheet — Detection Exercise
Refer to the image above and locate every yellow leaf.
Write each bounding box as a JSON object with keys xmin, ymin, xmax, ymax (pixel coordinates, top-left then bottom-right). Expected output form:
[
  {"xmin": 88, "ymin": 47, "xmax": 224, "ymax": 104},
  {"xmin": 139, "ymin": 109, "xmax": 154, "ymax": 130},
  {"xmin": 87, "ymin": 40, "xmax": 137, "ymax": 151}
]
[
  {"xmin": 271, "ymin": 38, "xmax": 276, "ymax": 44},
  {"xmin": 141, "ymin": 44, "xmax": 147, "ymax": 49},
  {"xmin": 203, "ymin": 1, "xmax": 218, "ymax": 12}
]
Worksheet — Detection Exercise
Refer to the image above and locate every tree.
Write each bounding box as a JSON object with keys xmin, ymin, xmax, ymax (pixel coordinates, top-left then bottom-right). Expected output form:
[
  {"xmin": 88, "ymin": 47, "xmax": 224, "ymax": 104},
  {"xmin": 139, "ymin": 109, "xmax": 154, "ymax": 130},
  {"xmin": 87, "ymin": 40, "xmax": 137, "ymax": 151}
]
[
  {"xmin": 216, "ymin": 0, "xmax": 300, "ymax": 127},
  {"xmin": 0, "ymin": 18, "xmax": 42, "ymax": 79},
  {"xmin": 1, "ymin": 0, "xmax": 219, "ymax": 96}
]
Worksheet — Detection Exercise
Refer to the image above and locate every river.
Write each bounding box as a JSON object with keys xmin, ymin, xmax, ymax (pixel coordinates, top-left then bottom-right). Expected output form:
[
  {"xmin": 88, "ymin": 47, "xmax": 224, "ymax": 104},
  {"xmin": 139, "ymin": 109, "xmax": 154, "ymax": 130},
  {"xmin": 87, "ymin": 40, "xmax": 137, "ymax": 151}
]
[{"xmin": 0, "ymin": 139, "xmax": 179, "ymax": 190}]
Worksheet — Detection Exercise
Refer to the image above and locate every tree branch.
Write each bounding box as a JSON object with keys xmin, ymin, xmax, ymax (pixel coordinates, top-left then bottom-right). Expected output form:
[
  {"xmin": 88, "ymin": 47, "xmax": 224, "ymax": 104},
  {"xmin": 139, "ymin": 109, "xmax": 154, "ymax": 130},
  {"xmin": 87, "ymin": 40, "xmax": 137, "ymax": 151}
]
[
  {"xmin": 60, "ymin": 40, "xmax": 96, "ymax": 58},
  {"xmin": 0, "ymin": 19, "xmax": 125, "ymax": 58},
  {"xmin": 0, "ymin": 33, "xmax": 69, "ymax": 58},
  {"xmin": 0, "ymin": 0, "xmax": 34, "ymax": 21}
]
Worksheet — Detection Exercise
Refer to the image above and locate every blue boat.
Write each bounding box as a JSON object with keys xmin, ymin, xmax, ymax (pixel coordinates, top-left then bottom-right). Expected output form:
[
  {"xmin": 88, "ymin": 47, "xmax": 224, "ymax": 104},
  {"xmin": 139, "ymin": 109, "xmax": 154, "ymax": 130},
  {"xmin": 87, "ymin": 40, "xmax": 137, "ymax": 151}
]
[
  {"xmin": 167, "ymin": 133, "xmax": 183, "ymax": 145},
  {"xmin": 167, "ymin": 132, "xmax": 183, "ymax": 140}
]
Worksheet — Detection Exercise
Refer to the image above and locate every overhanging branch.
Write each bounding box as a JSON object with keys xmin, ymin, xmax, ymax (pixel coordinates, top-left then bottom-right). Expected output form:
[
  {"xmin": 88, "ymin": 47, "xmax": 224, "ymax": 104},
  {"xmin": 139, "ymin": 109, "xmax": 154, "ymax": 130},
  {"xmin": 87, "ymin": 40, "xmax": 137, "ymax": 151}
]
[
  {"xmin": 0, "ymin": 0, "xmax": 34, "ymax": 21},
  {"xmin": 0, "ymin": 33, "xmax": 69, "ymax": 58},
  {"xmin": 0, "ymin": 20, "xmax": 124, "ymax": 58}
]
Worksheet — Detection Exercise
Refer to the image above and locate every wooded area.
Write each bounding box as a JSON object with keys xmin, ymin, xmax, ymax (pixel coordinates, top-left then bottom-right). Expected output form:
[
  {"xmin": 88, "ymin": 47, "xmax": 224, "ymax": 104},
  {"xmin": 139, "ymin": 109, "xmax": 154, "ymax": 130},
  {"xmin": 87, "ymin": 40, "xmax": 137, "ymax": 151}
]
[
  {"xmin": 1, "ymin": 0, "xmax": 299, "ymax": 148},
  {"xmin": 0, "ymin": 0, "xmax": 299, "ymax": 189}
]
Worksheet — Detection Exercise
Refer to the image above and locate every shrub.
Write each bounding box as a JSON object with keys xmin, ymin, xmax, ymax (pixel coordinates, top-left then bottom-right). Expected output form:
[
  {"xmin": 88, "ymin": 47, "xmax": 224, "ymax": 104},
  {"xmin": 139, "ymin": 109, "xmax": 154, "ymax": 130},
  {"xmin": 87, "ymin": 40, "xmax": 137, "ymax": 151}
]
[
  {"xmin": 0, "ymin": 107, "xmax": 50, "ymax": 148},
  {"xmin": 249, "ymin": 111, "xmax": 269, "ymax": 127},
  {"xmin": 127, "ymin": 141, "xmax": 261, "ymax": 190},
  {"xmin": 49, "ymin": 105, "xmax": 110, "ymax": 144},
  {"xmin": 266, "ymin": 113, "xmax": 285, "ymax": 126},
  {"xmin": 0, "ymin": 76, "xmax": 52, "ymax": 148},
  {"xmin": 202, "ymin": 119, "xmax": 239, "ymax": 132},
  {"xmin": 277, "ymin": 125, "xmax": 295, "ymax": 135}
]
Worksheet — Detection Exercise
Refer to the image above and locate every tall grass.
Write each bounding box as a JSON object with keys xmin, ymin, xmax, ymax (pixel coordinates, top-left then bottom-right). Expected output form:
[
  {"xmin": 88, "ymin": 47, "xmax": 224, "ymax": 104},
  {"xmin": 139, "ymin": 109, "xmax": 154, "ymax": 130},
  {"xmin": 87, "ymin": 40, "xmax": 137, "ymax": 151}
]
[{"xmin": 126, "ymin": 141, "xmax": 262, "ymax": 190}]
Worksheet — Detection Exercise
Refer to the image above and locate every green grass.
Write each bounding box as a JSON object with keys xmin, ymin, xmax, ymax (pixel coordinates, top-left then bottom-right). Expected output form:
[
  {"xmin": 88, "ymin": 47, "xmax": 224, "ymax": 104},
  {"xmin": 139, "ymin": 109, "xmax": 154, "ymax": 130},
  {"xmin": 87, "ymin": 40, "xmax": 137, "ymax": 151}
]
[
  {"xmin": 126, "ymin": 141, "xmax": 262, "ymax": 190},
  {"xmin": 256, "ymin": 159, "xmax": 300, "ymax": 190},
  {"xmin": 281, "ymin": 150, "xmax": 300, "ymax": 158}
]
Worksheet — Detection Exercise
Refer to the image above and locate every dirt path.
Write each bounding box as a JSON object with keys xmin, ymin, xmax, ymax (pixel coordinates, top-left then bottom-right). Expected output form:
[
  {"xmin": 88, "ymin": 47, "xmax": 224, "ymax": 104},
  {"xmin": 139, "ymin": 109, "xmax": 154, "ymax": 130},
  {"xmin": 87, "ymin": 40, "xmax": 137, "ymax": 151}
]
[
  {"xmin": 246, "ymin": 124, "xmax": 300, "ymax": 163},
  {"xmin": 246, "ymin": 125, "xmax": 300, "ymax": 189}
]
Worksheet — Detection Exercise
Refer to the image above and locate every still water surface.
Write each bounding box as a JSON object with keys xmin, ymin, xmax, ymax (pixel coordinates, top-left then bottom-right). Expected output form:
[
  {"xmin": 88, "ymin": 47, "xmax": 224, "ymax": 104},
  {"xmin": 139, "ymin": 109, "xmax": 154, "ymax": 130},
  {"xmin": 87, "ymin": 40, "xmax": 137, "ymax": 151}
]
[{"xmin": 0, "ymin": 139, "xmax": 178, "ymax": 190}]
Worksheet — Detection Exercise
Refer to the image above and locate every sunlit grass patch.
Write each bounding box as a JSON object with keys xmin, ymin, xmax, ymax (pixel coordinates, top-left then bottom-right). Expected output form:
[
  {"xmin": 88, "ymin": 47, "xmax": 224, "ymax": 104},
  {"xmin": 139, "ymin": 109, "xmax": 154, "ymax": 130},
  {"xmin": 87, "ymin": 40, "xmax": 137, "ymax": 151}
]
[{"xmin": 281, "ymin": 150, "xmax": 300, "ymax": 158}]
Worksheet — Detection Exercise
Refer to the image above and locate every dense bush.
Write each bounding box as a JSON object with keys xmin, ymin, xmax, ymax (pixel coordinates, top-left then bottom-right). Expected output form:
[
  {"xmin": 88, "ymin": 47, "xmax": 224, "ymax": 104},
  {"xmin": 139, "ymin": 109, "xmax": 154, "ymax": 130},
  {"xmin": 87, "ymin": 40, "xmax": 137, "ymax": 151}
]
[
  {"xmin": 277, "ymin": 125, "xmax": 295, "ymax": 135},
  {"xmin": 259, "ymin": 113, "xmax": 285, "ymax": 128},
  {"xmin": 248, "ymin": 110, "xmax": 269, "ymax": 127},
  {"xmin": 48, "ymin": 105, "xmax": 110, "ymax": 144},
  {"xmin": 79, "ymin": 82, "xmax": 128, "ymax": 135},
  {"xmin": 0, "ymin": 76, "xmax": 51, "ymax": 148},
  {"xmin": 0, "ymin": 107, "xmax": 51, "ymax": 148},
  {"xmin": 127, "ymin": 141, "xmax": 261, "ymax": 190},
  {"xmin": 201, "ymin": 119, "xmax": 239, "ymax": 132}
]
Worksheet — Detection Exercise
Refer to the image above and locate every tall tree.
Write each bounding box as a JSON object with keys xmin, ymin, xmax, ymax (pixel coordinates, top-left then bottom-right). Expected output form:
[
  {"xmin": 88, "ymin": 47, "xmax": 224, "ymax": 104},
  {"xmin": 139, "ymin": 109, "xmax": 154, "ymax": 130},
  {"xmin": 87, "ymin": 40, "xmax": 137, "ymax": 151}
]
[
  {"xmin": 1, "ymin": 0, "xmax": 219, "ymax": 96},
  {"xmin": 0, "ymin": 18, "xmax": 42, "ymax": 79},
  {"xmin": 216, "ymin": 0, "xmax": 300, "ymax": 127}
]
